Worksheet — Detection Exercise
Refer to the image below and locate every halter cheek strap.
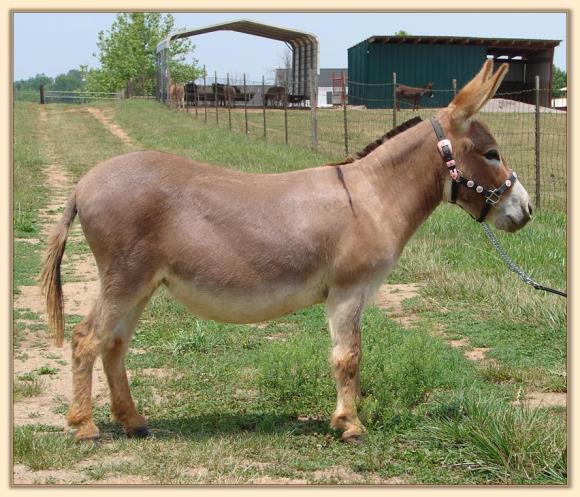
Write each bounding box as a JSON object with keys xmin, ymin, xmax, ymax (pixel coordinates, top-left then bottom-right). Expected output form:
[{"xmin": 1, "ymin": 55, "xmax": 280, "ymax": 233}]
[
  {"xmin": 430, "ymin": 118, "xmax": 518, "ymax": 223},
  {"xmin": 431, "ymin": 119, "xmax": 459, "ymax": 181}
]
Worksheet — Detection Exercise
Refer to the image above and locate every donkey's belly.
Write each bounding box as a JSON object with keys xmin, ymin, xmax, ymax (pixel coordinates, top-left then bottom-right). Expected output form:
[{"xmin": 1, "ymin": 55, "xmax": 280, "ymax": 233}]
[{"xmin": 163, "ymin": 273, "xmax": 327, "ymax": 324}]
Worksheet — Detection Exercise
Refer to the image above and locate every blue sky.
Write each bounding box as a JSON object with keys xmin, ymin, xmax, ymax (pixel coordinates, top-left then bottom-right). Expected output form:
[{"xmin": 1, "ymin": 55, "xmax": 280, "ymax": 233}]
[{"xmin": 13, "ymin": 12, "xmax": 567, "ymax": 83}]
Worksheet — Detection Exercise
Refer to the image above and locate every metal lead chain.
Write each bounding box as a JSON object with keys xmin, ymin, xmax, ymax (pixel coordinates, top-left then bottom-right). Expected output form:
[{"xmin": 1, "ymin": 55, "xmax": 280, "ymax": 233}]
[{"xmin": 481, "ymin": 222, "xmax": 567, "ymax": 298}]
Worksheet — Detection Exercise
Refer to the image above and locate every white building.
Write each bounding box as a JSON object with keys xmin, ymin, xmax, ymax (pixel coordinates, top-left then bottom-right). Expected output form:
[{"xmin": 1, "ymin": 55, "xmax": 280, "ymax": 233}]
[
  {"xmin": 551, "ymin": 86, "xmax": 567, "ymax": 110},
  {"xmin": 317, "ymin": 68, "xmax": 348, "ymax": 108},
  {"xmin": 276, "ymin": 67, "xmax": 348, "ymax": 107}
]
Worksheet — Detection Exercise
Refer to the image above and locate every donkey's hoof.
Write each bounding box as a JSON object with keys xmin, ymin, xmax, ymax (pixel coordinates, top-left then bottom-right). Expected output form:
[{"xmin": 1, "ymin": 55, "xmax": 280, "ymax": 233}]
[
  {"xmin": 125, "ymin": 425, "xmax": 150, "ymax": 438},
  {"xmin": 342, "ymin": 433, "xmax": 365, "ymax": 445},
  {"xmin": 75, "ymin": 433, "xmax": 100, "ymax": 443},
  {"xmin": 341, "ymin": 426, "xmax": 366, "ymax": 444},
  {"xmin": 73, "ymin": 422, "xmax": 100, "ymax": 441}
]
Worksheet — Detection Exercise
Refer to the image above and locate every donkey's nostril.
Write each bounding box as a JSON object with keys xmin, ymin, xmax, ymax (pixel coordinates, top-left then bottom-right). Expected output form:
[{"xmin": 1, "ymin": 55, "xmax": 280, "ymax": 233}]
[{"xmin": 528, "ymin": 203, "xmax": 533, "ymax": 216}]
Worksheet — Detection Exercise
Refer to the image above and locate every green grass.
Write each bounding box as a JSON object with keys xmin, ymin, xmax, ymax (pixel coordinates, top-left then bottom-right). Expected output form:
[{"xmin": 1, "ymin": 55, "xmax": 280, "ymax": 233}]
[
  {"xmin": 12, "ymin": 100, "xmax": 566, "ymax": 484},
  {"xmin": 41, "ymin": 104, "xmax": 133, "ymax": 181},
  {"xmin": 13, "ymin": 377, "xmax": 43, "ymax": 401},
  {"xmin": 13, "ymin": 102, "xmax": 46, "ymax": 239},
  {"xmin": 106, "ymin": 99, "xmax": 334, "ymax": 172},
  {"xmin": 419, "ymin": 390, "xmax": 567, "ymax": 484},
  {"xmin": 14, "ymin": 426, "xmax": 96, "ymax": 471}
]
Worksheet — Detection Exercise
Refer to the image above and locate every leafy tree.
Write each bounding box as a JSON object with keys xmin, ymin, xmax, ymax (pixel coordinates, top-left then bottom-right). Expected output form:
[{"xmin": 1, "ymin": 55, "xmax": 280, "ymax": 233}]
[
  {"xmin": 13, "ymin": 73, "xmax": 53, "ymax": 91},
  {"xmin": 552, "ymin": 65, "xmax": 566, "ymax": 97},
  {"xmin": 53, "ymin": 69, "xmax": 85, "ymax": 91},
  {"xmin": 394, "ymin": 30, "xmax": 410, "ymax": 37},
  {"xmin": 89, "ymin": 13, "xmax": 201, "ymax": 95}
]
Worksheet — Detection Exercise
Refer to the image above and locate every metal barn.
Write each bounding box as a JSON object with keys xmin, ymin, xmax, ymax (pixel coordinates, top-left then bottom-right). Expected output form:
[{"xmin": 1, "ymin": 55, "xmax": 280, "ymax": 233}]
[
  {"xmin": 156, "ymin": 19, "xmax": 319, "ymax": 104},
  {"xmin": 348, "ymin": 35, "xmax": 561, "ymax": 108}
]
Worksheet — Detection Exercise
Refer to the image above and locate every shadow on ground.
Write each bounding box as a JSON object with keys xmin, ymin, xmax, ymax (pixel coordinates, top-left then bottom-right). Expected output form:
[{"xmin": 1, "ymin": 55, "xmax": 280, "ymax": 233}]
[{"xmin": 96, "ymin": 412, "xmax": 335, "ymax": 442}]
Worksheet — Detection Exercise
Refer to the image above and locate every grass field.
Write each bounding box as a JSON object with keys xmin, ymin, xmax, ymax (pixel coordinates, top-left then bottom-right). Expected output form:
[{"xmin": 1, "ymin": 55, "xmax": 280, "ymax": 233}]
[{"xmin": 13, "ymin": 100, "xmax": 566, "ymax": 485}]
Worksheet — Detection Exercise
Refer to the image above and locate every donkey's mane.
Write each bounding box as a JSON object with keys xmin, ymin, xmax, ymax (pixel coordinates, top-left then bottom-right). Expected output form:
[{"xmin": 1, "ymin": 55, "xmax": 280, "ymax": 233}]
[{"xmin": 324, "ymin": 116, "xmax": 423, "ymax": 167}]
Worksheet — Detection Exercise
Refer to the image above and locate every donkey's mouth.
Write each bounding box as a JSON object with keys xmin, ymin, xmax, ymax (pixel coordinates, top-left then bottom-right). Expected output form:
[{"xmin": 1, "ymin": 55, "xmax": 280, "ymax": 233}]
[{"xmin": 496, "ymin": 212, "xmax": 530, "ymax": 233}]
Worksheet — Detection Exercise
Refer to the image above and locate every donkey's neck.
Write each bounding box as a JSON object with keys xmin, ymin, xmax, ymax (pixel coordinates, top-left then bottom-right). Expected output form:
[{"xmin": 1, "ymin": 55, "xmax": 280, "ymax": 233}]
[{"xmin": 357, "ymin": 120, "xmax": 447, "ymax": 247}]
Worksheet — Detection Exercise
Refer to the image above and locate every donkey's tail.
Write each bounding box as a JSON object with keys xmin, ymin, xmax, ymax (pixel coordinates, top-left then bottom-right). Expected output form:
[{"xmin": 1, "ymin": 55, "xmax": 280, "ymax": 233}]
[{"xmin": 39, "ymin": 194, "xmax": 78, "ymax": 347}]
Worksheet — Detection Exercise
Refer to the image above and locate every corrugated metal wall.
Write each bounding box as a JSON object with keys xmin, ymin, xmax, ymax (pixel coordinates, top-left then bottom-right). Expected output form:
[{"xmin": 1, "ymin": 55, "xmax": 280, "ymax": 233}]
[{"xmin": 348, "ymin": 40, "xmax": 487, "ymax": 108}]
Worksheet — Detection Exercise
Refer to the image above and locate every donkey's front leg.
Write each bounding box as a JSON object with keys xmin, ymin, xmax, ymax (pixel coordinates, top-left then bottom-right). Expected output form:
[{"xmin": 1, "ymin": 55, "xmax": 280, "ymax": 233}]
[{"xmin": 326, "ymin": 287, "xmax": 366, "ymax": 443}]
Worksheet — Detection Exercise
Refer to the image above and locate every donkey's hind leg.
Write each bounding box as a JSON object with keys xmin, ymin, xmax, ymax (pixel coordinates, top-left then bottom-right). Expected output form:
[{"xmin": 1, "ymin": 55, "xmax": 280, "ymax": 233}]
[
  {"xmin": 326, "ymin": 286, "xmax": 367, "ymax": 443},
  {"xmin": 67, "ymin": 284, "xmax": 154, "ymax": 440},
  {"xmin": 66, "ymin": 296, "xmax": 110, "ymax": 440},
  {"xmin": 101, "ymin": 295, "xmax": 152, "ymax": 438}
]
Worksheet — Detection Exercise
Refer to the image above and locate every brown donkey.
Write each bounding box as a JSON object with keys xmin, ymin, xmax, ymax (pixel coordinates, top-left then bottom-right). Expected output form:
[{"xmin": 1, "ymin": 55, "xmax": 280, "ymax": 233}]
[
  {"xmin": 395, "ymin": 82, "xmax": 434, "ymax": 110},
  {"xmin": 41, "ymin": 61, "xmax": 531, "ymax": 443},
  {"xmin": 169, "ymin": 82, "xmax": 185, "ymax": 110}
]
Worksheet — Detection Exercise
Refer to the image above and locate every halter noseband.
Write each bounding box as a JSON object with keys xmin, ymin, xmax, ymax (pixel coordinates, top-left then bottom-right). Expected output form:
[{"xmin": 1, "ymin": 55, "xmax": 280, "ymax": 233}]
[{"xmin": 431, "ymin": 118, "xmax": 517, "ymax": 223}]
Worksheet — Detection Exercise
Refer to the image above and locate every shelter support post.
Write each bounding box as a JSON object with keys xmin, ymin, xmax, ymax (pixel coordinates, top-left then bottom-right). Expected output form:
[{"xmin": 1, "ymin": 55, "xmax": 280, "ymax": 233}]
[{"xmin": 214, "ymin": 71, "xmax": 219, "ymax": 124}]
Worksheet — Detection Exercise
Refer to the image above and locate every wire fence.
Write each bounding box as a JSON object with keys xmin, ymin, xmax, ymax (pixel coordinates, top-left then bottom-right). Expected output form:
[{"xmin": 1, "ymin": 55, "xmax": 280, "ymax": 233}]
[
  {"xmin": 23, "ymin": 72, "xmax": 565, "ymax": 212},
  {"xmin": 178, "ymin": 72, "xmax": 566, "ymax": 212}
]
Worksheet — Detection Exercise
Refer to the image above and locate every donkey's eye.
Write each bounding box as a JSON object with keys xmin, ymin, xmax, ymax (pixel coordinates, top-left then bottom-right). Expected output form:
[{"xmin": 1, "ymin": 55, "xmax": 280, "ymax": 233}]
[{"xmin": 484, "ymin": 149, "xmax": 500, "ymax": 162}]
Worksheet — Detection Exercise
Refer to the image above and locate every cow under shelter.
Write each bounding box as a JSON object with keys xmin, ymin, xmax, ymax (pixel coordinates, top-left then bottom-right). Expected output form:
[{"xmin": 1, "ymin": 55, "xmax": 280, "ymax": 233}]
[{"xmin": 348, "ymin": 35, "xmax": 560, "ymax": 109}]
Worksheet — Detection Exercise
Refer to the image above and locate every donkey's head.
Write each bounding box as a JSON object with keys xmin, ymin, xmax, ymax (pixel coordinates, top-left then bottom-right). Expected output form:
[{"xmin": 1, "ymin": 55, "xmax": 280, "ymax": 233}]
[{"xmin": 439, "ymin": 60, "xmax": 532, "ymax": 232}]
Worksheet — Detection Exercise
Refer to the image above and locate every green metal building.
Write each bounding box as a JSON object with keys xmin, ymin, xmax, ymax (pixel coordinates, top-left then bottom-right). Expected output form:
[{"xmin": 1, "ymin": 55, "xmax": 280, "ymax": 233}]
[{"xmin": 348, "ymin": 35, "xmax": 560, "ymax": 108}]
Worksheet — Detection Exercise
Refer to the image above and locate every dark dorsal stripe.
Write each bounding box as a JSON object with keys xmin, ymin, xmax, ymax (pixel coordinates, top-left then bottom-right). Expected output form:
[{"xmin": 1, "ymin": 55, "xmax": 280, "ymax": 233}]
[{"xmin": 324, "ymin": 116, "xmax": 423, "ymax": 166}]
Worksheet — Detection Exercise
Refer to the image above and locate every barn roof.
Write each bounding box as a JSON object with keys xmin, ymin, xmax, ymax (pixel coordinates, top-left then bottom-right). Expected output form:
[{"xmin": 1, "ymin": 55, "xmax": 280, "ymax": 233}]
[
  {"xmin": 156, "ymin": 19, "xmax": 319, "ymax": 100},
  {"xmin": 363, "ymin": 35, "xmax": 560, "ymax": 58},
  {"xmin": 156, "ymin": 19, "xmax": 318, "ymax": 52}
]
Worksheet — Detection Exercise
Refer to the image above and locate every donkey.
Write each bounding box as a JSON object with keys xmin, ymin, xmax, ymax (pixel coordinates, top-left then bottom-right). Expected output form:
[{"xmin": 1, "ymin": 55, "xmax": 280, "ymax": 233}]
[
  {"xmin": 168, "ymin": 82, "xmax": 185, "ymax": 110},
  {"xmin": 41, "ymin": 61, "xmax": 531, "ymax": 443},
  {"xmin": 265, "ymin": 86, "xmax": 287, "ymax": 108},
  {"xmin": 395, "ymin": 82, "xmax": 434, "ymax": 110}
]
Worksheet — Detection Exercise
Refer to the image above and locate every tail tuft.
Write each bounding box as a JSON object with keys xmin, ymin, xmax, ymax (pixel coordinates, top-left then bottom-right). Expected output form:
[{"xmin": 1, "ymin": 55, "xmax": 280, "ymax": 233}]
[{"xmin": 39, "ymin": 194, "xmax": 77, "ymax": 346}]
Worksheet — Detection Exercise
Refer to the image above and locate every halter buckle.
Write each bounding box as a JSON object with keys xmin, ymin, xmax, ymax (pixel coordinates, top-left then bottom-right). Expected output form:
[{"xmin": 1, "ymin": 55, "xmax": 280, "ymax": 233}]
[
  {"xmin": 485, "ymin": 190, "xmax": 501, "ymax": 205},
  {"xmin": 437, "ymin": 139, "xmax": 453, "ymax": 158}
]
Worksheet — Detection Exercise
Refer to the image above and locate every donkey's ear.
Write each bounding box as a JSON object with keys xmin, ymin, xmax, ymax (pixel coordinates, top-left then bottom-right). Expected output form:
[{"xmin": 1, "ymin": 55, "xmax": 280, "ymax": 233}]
[{"xmin": 449, "ymin": 61, "xmax": 508, "ymax": 127}]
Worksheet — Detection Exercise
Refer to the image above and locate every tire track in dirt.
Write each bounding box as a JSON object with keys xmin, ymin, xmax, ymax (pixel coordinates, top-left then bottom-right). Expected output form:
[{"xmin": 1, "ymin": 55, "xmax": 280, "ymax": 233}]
[
  {"xmin": 13, "ymin": 106, "xmax": 107, "ymax": 443},
  {"xmin": 373, "ymin": 283, "xmax": 565, "ymax": 408},
  {"xmin": 374, "ymin": 283, "xmax": 423, "ymax": 328},
  {"xmin": 85, "ymin": 107, "xmax": 135, "ymax": 146}
]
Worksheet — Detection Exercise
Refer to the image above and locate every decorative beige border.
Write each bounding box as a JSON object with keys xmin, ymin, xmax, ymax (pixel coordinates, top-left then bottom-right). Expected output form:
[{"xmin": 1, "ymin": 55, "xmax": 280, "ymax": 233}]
[{"xmin": 1, "ymin": 1, "xmax": 574, "ymax": 495}]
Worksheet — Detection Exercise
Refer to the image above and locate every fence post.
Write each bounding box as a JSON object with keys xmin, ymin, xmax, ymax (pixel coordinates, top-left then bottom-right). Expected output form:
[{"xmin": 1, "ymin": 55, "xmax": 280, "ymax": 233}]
[
  {"xmin": 452, "ymin": 78, "xmax": 457, "ymax": 98},
  {"xmin": 194, "ymin": 78, "xmax": 198, "ymax": 118},
  {"xmin": 214, "ymin": 71, "xmax": 219, "ymax": 124},
  {"xmin": 203, "ymin": 68, "xmax": 207, "ymax": 123},
  {"xmin": 392, "ymin": 72, "xmax": 397, "ymax": 129},
  {"xmin": 342, "ymin": 72, "xmax": 349, "ymax": 156},
  {"xmin": 244, "ymin": 73, "xmax": 248, "ymax": 135},
  {"xmin": 262, "ymin": 76, "xmax": 267, "ymax": 141},
  {"xmin": 284, "ymin": 85, "xmax": 288, "ymax": 145},
  {"xmin": 227, "ymin": 73, "xmax": 232, "ymax": 131},
  {"xmin": 534, "ymin": 75, "xmax": 541, "ymax": 210},
  {"xmin": 309, "ymin": 69, "xmax": 318, "ymax": 149},
  {"xmin": 39, "ymin": 84, "xmax": 45, "ymax": 104}
]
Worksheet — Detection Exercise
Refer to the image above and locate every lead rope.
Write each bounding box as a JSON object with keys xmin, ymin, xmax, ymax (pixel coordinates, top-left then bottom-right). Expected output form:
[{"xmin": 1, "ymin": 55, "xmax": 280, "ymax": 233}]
[{"xmin": 481, "ymin": 222, "xmax": 567, "ymax": 297}]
